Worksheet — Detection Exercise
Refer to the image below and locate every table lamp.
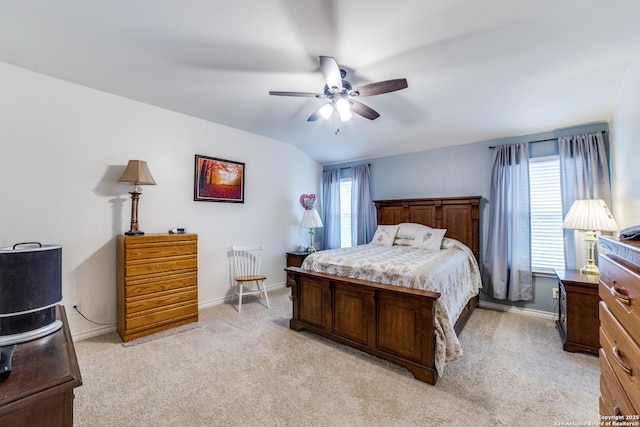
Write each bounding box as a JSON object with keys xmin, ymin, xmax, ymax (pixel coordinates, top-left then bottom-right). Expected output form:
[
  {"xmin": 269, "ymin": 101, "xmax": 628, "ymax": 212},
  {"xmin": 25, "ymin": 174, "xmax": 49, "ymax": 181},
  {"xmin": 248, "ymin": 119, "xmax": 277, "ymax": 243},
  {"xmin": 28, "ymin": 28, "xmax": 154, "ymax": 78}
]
[
  {"xmin": 118, "ymin": 160, "xmax": 156, "ymax": 235},
  {"xmin": 562, "ymin": 199, "xmax": 618, "ymax": 275},
  {"xmin": 300, "ymin": 209, "xmax": 323, "ymax": 252}
]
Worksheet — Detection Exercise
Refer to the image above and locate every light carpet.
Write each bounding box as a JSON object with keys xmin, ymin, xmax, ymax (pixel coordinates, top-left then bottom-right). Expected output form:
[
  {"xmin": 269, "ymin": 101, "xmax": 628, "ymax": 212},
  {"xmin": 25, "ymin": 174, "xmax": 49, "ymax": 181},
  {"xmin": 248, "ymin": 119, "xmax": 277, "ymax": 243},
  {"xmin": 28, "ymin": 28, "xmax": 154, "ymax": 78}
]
[
  {"xmin": 121, "ymin": 322, "xmax": 202, "ymax": 347},
  {"xmin": 73, "ymin": 288, "xmax": 599, "ymax": 426}
]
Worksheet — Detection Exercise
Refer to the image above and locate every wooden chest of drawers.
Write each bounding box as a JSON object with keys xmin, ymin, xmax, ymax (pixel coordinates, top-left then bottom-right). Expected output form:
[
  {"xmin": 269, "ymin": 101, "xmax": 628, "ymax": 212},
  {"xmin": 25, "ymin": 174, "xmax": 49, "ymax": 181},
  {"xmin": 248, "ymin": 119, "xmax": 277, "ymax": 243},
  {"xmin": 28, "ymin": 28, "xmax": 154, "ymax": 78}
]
[
  {"xmin": 116, "ymin": 233, "xmax": 198, "ymax": 342},
  {"xmin": 598, "ymin": 237, "xmax": 640, "ymax": 416}
]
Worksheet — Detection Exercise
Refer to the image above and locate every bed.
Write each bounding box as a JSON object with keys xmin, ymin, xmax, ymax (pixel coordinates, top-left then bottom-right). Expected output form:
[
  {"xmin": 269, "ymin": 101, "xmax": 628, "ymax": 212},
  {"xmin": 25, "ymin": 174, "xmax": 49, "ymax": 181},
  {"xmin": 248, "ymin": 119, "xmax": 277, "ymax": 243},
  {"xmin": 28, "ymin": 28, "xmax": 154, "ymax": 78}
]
[{"xmin": 285, "ymin": 196, "xmax": 481, "ymax": 385}]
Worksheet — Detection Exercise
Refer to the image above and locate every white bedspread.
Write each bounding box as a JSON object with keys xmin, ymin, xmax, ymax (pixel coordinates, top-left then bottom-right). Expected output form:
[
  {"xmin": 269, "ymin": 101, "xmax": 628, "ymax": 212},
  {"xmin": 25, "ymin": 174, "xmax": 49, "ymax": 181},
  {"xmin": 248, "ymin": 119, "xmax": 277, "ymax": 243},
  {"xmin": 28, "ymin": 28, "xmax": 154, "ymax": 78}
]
[{"xmin": 301, "ymin": 238, "xmax": 481, "ymax": 376}]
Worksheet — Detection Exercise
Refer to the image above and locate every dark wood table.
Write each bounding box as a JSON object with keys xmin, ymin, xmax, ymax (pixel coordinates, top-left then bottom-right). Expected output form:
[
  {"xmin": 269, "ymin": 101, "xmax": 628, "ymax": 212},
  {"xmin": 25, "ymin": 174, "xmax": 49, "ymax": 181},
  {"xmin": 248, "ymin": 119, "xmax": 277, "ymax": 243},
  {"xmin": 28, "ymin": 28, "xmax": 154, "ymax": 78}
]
[
  {"xmin": 554, "ymin": 268, "xmax": 600, "ymax": 355},
  {"xmin": 286, "ymin": 251, "xmax": 312, "ymax": 269},
  {"xmin": 0, "ymin": 306, "xmax": 82, "ymax": 426}
]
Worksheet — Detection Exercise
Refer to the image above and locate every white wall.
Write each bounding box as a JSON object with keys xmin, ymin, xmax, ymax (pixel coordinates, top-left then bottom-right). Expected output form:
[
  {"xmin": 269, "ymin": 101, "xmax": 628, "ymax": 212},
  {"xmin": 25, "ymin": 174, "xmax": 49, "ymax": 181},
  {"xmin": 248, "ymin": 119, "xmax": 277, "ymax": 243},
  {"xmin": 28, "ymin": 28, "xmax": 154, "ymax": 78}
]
[
  {"xmin": 0, "ymin": 62, "xmax": 321, "ymax": 339},
  {"xmin": 610, "ymin": 57, "xmax": 640, "ymax": 227}
]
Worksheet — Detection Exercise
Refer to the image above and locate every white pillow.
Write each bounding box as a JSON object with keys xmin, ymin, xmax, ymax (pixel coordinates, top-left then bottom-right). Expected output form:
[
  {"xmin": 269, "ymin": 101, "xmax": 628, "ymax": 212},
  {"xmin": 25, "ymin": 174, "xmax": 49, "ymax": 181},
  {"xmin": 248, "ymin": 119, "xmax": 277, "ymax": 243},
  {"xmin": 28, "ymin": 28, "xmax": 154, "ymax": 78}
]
[
  {"xmin": 412, "ymin": 228, "xmax": 447, "ymax": 250},
  {"xmin": 370, "ymin": 225, "xmax": 399, "ymax": 246},
  {"xmin": 397, "ymin": 223, "xmax": 432, "ymax": 239},
  {"xmin": 393, "ymin": 237, "xmax": 415, "ymax": 246}
]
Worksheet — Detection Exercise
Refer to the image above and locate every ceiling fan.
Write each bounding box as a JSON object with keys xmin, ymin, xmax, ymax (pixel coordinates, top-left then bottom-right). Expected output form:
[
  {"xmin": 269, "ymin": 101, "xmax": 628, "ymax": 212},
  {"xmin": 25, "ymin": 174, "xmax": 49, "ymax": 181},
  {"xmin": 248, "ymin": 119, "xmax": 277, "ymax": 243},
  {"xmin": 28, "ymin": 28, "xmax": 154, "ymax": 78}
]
[{"xmin": 269, "ymin": 56, "xmax": 408, "ymax": 132}]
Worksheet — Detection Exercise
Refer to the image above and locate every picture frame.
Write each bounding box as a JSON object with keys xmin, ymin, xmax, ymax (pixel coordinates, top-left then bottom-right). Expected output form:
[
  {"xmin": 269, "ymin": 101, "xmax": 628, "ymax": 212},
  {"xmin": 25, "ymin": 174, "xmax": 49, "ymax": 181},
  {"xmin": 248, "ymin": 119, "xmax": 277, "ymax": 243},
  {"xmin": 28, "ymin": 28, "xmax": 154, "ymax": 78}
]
[{"xmin": 194, "ymin": 155, "xmax": 245, "ymax": 203}]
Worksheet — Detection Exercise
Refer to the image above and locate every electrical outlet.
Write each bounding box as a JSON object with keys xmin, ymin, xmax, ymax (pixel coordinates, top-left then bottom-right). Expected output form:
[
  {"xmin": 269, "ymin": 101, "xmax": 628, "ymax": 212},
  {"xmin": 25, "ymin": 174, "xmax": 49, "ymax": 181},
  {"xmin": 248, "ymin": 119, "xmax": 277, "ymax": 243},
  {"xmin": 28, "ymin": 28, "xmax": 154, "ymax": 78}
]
[
  {"xmin": 71, "ymin": 302, "xmax": 81, "ymax": 315},
  {"xmin": 552, "ymin": 288, "xmax": 559, "ymax": 299}
]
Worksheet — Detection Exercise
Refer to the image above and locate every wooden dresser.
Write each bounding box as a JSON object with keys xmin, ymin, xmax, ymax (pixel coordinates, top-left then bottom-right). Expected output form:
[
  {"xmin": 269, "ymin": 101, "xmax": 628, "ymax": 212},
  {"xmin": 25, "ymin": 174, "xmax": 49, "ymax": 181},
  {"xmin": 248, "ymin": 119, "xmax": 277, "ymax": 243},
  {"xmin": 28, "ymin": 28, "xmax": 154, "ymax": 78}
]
[
  {"xmin": 116, "ymin": 233, "xmax": 198, "ymax": 342},
  {"xmin": 598, "ymin": 236, "xmax": 640, "ymax": 417},
  {"xmin": 0, "ymin": 306, "xmax": 82, "ymax": 426}
]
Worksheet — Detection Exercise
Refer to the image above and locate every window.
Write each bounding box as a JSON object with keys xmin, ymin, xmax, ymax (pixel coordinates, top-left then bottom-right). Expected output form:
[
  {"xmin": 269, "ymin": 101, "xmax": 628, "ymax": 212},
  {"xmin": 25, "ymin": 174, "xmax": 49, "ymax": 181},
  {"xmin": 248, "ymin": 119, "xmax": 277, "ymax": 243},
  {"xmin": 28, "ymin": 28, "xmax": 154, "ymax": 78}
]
[
  {"xmin": 339, "ymin": 177, "xmax": 352, "ymax": 247},
  {"xmin": 529, "ymin": 155, "xmax": 565, "ymax": 272}
]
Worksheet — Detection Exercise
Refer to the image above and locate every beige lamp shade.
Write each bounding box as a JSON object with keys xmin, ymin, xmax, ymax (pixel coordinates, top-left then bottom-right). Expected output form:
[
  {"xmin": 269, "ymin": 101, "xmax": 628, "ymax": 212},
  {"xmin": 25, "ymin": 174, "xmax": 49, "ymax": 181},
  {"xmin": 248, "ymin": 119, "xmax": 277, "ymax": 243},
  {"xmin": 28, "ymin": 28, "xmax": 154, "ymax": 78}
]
[
  {"xmin": 300, "ymin": 209, "xmax": 323, "ymax": 228},
  {"xmin": 562, "ymin": 199, "xmax": 618, "ymax": 232},
  {"xmin": 118, "ymin": 160, "xmax": 156, "ymax": 185}
]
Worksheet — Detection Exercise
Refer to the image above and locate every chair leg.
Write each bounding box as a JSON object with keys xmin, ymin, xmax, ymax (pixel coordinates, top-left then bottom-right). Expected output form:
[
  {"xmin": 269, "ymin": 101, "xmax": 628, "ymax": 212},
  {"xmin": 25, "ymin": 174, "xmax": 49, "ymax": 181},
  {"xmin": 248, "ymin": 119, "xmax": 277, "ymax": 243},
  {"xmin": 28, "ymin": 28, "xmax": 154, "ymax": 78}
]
[
  {"xmin": 259, "ymin": 280, "xmax": 270, "ymax": 309},
  {"xmin": 237, "ymin": 283, "xmax": 243, "ymax": 314},
  {"xmin": 230, "ymin": 283, "xmax": 236, "ymax": 304}
]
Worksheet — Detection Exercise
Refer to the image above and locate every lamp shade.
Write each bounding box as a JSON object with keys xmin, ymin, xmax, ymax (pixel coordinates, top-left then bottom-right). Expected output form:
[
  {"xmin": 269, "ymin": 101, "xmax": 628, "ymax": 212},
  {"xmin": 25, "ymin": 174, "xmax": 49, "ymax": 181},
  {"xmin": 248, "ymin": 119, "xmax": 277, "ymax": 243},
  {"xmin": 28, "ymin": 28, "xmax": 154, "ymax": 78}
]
[
  {"xmin": 300, "ymin": 209, "xmax": 323, "ymax": 228},
  {"xmin": 562, "ymin": 199, "xmax": 618, "ymax": 232},
  {"xmin": 319, "ymin": 103, "xmax": 333, "ymax": 119},
  {"xmin": 118, "ymin": 160, "xmax": 156, "ymax": 185}
]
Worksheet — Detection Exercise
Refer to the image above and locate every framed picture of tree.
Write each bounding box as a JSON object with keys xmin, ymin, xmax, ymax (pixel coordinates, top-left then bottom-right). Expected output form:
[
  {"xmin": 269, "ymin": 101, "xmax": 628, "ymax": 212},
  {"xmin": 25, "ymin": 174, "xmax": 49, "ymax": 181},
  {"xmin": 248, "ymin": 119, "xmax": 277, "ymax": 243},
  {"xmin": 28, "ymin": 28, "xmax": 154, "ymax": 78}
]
[{"xmin": 194, "ymin": 155, "xmax": 245, "ymax": 203}]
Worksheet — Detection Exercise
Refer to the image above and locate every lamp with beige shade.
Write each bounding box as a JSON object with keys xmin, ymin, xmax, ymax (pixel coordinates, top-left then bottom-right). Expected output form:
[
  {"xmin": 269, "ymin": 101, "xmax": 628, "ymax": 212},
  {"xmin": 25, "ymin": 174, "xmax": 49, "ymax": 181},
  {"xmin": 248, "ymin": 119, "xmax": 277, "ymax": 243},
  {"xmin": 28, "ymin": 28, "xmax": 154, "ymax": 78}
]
[
  {"xmin": 562, "ymin": 199, "xmax": 618, "ymax": 275},
  {"xmin": 118, "ymin": 160, "xmax": 156, "ymax": 236}
]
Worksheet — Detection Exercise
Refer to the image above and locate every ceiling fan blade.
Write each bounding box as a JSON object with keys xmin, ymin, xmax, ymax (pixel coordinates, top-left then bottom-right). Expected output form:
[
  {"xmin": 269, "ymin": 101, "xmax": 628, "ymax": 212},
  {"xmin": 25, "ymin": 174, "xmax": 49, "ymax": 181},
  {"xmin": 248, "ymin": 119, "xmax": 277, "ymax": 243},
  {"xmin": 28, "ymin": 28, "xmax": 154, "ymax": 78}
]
[
  {"xmin": 353, "ymin": 78, "xmax": 408, "ymax": 97},
  {"xmin": 307, "ymin": 109, "xmax": 323, "ymax": 122},
  {"xmin": 319, "ymin": 56, "xmax": 343, "ymax": 93},
  {"xmin": 350, "ymin": 101, "xmax": 380, "ymax": 120},
  {"xmin": 269, "ymin": 91, "xmax": 325, "ymax": 98}
]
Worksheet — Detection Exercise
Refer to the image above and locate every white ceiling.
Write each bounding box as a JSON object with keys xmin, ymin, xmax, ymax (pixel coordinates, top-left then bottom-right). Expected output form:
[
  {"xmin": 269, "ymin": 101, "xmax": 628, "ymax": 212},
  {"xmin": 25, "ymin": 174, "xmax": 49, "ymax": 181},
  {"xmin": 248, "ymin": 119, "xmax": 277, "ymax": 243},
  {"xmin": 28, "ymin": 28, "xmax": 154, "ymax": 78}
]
[{"xmin": 1, "ymin": 1, "xmax": 639, "ymax": 165}]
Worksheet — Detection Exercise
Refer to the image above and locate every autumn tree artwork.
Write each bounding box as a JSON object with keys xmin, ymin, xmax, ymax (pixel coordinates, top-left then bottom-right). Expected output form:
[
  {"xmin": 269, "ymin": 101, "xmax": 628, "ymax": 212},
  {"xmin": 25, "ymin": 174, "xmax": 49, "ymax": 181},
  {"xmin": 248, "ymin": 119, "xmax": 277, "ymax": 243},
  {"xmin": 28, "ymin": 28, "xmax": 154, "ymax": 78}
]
[{"xmin": 194, "ymin": 155, "xmax": 244, "ymax": 202}]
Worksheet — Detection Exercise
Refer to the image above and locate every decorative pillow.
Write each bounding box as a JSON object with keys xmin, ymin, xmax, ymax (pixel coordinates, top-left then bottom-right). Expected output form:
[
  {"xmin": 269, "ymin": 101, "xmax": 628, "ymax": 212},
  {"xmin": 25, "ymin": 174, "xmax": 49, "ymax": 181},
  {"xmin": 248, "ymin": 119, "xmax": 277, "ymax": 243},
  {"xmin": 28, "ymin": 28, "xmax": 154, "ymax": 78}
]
[
  {"xmin": 412, "ymin": 228, "xmax": 447, "ymax": 250},
  {"xmin": 397, "ymin": 223, "xmax": 432, "ymax": 239},
  {"xmin": 393, "ymin": 237, "xmax": 414, "ymax": 246},
  {"xmin": 440, "ymin": 237, "xmax": 457, "ymax": 249},
  {"xmin": 370, "ymin": 225, "xmax": 399, "ymax": 246}
]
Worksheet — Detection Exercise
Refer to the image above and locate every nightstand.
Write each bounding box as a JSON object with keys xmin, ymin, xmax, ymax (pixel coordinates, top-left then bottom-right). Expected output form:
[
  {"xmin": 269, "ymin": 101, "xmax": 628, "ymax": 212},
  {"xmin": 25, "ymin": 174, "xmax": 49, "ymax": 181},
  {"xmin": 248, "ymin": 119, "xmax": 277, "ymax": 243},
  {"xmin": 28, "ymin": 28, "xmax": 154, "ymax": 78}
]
[
  {"xmin": 286, "ymin": 251, "xmax": 311, "ymax": 268},
  {"xmin": 554, "ymin": 268, "xmax": 600, "ymax": 355}
]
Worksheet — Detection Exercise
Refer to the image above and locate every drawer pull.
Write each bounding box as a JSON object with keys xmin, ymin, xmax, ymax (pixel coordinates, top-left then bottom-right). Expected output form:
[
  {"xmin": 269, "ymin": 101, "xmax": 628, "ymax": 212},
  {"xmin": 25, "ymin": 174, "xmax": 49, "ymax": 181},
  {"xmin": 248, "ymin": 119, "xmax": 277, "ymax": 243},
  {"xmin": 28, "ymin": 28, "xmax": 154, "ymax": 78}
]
[
  {"xmin": 614, "ymin": 406, "xmax": 622, "ymax": 416},
  {"xmin": 610, "ymin": 284, "xmax": 631, "ymax": 305},
  {"xmin": 612, "ymin": 347, "xmax": 633, "ymax": 376}
]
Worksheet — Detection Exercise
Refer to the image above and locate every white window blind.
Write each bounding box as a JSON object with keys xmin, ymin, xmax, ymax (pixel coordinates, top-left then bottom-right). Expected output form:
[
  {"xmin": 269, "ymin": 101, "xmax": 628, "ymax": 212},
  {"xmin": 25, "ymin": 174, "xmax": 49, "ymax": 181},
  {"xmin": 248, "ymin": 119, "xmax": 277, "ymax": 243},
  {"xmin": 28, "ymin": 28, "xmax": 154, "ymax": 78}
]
[
  {"xmin": 339, "ymin": 177, "xmax": 352, "ymax": 248},
  {"xmin": 529, "ymin": 155, "xmax": 565, "ymax": 272}
]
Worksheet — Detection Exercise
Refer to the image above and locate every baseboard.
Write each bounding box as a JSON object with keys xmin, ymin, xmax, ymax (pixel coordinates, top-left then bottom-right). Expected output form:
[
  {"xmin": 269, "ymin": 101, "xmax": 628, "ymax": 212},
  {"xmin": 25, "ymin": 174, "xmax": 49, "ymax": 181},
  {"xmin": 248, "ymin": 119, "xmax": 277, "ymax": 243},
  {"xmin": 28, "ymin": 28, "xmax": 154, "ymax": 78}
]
[
  {"xmin": 73, "ymin": 282, "xmax": 288, "ymax": 341},
  {"xmin": 198, "ymin": 281, "xmax": 287, "ymax": 310},
  {"xmin": 72, "ymin": 325, "xmax": 117, "ymax": 341},
  {"xmin": 479, "ymin": 301, "xmax": 555, "ymax": 320}
]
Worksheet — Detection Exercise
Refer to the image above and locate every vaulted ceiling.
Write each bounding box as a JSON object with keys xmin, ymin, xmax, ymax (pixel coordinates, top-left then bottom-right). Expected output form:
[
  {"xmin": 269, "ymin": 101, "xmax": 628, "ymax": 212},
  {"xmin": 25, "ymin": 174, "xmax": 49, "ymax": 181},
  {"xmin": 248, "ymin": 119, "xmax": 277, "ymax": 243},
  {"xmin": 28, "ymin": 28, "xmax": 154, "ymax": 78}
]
[{"xmin": 1, "ymin": 1, "xmax": 638, "ymax": 164}]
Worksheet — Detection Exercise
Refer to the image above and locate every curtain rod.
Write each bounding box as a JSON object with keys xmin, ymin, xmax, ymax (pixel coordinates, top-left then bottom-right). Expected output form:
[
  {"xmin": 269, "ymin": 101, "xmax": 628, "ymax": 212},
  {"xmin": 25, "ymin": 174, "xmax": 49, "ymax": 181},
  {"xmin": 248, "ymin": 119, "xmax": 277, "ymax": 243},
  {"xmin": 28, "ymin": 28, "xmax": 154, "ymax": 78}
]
[
  {"xmin": 339, "ymin": 163, "xmax": 371, "ymax": 170},
  {"xmin": 488, "ymin": 130, "xmax": 606, "ymax": 149}
]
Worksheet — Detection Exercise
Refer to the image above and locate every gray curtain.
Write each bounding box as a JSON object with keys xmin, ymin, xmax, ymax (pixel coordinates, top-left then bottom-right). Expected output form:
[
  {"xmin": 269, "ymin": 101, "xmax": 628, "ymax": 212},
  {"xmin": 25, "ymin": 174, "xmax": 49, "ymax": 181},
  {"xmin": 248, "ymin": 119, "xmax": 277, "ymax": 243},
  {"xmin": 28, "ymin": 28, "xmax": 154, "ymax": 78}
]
[
  {"xmin": 482, "ymin": 143, "xmax": 533, "ymax": 301},
  {"xmin": 559, "ymin": 132, "xmax": 612, "ymax": 269},
  {"xmin": 351, "ymin": 164, "xmax": 376, "ymax": 245},
  {"xmin": 321, "ymin": 169, "xmax": 341, "ymax": 250}
]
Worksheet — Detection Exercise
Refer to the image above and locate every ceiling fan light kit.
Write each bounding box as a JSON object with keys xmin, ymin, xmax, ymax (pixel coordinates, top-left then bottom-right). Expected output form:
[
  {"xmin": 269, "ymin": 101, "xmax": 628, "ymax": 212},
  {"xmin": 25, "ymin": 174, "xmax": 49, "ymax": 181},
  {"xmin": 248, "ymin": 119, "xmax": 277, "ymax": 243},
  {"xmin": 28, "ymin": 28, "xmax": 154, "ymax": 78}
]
[
  {"xmin": 319, "ymin": 103, "xmax": 333, "ymax": 119},
  {"xmin": 335, "ymin": 99, "xmax": 352, "ymax": 121},
  {"xmin": 269, "ymin": 56, "xmax": 407, "ymax": 134}
]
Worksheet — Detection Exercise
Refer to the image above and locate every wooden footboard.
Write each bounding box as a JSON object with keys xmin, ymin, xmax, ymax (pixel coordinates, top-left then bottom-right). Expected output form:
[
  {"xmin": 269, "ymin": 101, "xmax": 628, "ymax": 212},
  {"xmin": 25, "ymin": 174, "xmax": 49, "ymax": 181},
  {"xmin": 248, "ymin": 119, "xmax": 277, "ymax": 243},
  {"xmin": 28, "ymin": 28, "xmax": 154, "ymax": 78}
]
[
  {"xmin": 454, "ymin": 293, "xmax": 479, "ymax": 336},
  {"xmin": 286, "ymin": 266, "xmax": 455, "ymax": 384}
]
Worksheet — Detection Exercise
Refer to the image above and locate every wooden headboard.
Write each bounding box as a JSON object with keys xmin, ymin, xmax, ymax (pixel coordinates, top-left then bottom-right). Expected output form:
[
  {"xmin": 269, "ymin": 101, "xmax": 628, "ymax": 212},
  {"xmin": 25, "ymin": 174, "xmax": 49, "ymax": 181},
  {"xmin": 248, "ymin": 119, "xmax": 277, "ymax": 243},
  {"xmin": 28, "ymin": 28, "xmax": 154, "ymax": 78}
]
[{"xmin": 374, "ymin": 196, "xmax": 481, "ymax": 260}]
